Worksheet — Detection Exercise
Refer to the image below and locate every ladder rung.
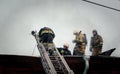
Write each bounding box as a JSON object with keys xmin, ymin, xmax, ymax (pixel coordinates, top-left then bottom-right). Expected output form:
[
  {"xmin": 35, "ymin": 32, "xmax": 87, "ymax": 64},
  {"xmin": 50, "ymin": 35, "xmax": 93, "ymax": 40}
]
[{"xmin": 56, "ymin": 71, "xmax": 64, "ymax": 74}]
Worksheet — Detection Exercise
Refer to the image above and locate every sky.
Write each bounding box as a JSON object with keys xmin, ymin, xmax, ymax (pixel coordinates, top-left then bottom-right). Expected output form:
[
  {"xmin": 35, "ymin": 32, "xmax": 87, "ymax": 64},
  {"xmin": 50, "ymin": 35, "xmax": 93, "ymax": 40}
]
[{"xmin": 0, "ymin": 0, "xmax": 120, "ymax": 57}]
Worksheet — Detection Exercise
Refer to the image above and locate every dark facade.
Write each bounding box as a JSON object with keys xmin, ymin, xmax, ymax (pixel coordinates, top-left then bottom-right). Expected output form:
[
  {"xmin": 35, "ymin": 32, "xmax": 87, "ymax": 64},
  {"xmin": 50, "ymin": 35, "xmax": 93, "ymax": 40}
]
[{"xmin": 0, "ymin": 55, "xmax": 119, "ymax": 74}]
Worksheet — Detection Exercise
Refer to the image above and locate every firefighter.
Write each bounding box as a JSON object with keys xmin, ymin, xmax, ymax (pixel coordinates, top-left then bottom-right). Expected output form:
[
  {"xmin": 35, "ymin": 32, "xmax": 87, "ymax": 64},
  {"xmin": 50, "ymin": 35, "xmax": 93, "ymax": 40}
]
[
  {"xmin": 39, "ymin": 27, "xmax": 55, "ymax": 55},
  {"xmin": 58, "ymin": 43, "xmax": 71, "ymax": 55},
  {"xmin": 39, "ymin": 27, "xmax": 55, "ymax": 43},
  {"xmin": 90, "ymin": 30, "xmax": 103, "ymax": 56},
  {"xmin": 73, "ymin": 31, "xmax": 87, "ymax": 55}
]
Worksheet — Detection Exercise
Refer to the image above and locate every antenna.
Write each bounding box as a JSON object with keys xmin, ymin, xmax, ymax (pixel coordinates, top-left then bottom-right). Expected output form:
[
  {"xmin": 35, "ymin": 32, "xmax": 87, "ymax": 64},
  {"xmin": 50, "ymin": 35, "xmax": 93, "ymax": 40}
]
[{"xmin": 82, "ymin": 0, "xmax": 120, "ymax": 12}]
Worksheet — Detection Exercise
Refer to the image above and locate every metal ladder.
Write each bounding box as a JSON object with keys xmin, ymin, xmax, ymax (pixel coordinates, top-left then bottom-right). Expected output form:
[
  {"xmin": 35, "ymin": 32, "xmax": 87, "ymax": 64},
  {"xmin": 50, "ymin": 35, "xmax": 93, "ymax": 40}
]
[{"xmin": 32, "ymin": 31, "xmax": 74, "ymax": 74}]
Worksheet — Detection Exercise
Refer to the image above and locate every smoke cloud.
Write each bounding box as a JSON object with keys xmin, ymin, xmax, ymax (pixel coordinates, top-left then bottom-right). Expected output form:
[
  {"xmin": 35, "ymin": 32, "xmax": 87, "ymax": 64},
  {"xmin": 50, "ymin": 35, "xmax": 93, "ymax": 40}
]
[{"xmin": 0, "ymin": 0, "xmax": 120, "ymax": 57}]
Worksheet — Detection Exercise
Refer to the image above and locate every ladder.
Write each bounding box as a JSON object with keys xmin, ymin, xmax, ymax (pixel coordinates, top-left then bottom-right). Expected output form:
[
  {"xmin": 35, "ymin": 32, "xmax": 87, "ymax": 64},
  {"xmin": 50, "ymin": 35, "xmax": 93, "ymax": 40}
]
[{"xmin": 31, "ymin": 31, "xmax": 74, "ymax": 74}]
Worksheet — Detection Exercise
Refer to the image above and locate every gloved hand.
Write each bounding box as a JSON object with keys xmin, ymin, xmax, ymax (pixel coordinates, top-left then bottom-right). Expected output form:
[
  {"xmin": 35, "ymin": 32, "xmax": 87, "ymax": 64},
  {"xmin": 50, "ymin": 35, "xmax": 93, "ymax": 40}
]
[
  {"xmin": 31, "ymin": 31, "xmax": 35, "ymax": 35},
  {"xmin": 61, "ymin": 50, "xmax": 64, "ymax": 54},
  {"xmin": 31, "ymin": 31, "xmax": 37, "ymax": 35}
]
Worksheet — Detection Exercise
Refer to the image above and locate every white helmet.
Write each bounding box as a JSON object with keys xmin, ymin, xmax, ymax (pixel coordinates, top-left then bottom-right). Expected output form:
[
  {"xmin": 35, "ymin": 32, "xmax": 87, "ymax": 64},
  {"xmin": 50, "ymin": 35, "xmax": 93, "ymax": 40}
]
[{"xmin": 63, "ymin": 43, "xmax": 69, "ymax": 48}]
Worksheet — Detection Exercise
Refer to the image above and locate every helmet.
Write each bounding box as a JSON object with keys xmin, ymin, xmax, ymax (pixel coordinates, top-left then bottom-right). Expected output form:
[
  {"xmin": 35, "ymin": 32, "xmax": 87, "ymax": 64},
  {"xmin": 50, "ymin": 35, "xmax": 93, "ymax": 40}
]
[
  {"xmin": 63, "ymin": 43, "xmax": 69, "ymax": 48},
  {"xmin": 92, "ymin": 29, "xmax": 98, "ymax": 35},
  {"xmin": 92, "ymin": 29, "xmax": 97, "ymax": 33},
  {"xmin": 44, "ymin": 27, "xmax": 49, "ymax": 29}
]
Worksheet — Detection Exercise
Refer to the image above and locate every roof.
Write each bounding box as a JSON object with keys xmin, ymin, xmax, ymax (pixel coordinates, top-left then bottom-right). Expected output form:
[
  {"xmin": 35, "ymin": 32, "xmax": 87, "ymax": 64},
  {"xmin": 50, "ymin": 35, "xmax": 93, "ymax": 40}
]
[{"xmin": 0, "ymin": 55, "xmax": 119, "ymax": 74}]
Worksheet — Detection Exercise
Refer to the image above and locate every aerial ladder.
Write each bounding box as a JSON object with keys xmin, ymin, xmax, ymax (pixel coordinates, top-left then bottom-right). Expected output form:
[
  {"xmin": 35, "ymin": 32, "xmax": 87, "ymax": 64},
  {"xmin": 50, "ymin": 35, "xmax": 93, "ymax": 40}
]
[{"xmin": 31, "ymin": 31, "xmax": 74, "ymax": 74}]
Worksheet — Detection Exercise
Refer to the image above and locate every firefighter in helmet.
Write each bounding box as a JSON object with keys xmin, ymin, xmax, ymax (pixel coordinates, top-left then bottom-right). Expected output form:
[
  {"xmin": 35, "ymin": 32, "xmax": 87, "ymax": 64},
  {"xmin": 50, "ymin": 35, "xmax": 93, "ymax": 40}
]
[
  {"xmin": 58, "ymin": 43, "xmax": 71, "ymax": 55},
  {"xmin": 73, "ymin": 31, "xmax": 87, "ymax": 55},
  {"xmin": 39, "ymin": 27, "xmax": 55, "ymax": 55},
  {"xmin": 90, "ymin": 30, "xmax": 103, "ymax": 56}
]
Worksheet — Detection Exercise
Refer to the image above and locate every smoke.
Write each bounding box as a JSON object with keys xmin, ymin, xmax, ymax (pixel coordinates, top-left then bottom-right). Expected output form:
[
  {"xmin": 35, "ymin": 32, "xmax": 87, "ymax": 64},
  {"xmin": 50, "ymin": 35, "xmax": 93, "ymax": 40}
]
[{"xmin": 0, "ymin": 0, "xmax": 120, "ymax": 56}]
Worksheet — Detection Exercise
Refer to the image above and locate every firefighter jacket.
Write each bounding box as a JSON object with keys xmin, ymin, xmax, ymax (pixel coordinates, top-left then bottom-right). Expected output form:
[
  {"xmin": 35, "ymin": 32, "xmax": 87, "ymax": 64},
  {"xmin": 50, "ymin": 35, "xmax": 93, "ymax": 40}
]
[
  {"xmin": 74, "ymin": 34, "xmax": 87, "ymax": 45},
  {"xmin": 90, "ymin": 35, "xmax": 103, "ymax": 48}
]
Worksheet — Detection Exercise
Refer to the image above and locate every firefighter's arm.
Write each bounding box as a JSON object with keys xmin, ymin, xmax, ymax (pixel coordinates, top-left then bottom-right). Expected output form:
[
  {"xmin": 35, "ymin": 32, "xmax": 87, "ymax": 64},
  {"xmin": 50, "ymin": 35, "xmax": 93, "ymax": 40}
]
[
  {"xmin": 99, "ymin": 35, "xmax": 103, "ymax": 46},
  {"xmin": 83, "ymin": 34, "xmax": 87, "ymax": 45}
]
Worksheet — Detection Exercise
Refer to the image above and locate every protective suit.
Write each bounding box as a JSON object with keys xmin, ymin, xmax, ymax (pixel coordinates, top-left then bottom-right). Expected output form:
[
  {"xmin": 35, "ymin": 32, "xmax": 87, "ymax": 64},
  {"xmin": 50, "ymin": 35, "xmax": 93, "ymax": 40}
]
[
  {"xmin": 73, "ymin": 31, "xmax": 87, "ymax": 55},
  {"xmin": 90, "ymin": 30, "xmax": 103, "ymax": 56},
  {"xmin": 58, "ymin": 43, "xmax": 71, "ymax": 55},
  {"xmin": 39, "ymin": 27, "xmax": 55, "ymax": 55}
]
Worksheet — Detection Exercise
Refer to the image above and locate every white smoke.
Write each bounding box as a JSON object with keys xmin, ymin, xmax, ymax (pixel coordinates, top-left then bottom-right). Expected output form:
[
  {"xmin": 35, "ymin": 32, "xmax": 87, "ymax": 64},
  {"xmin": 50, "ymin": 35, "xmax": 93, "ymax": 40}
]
[{"xmin": 0, "ymin": 0, "xmax": 120, "ymax": 56}]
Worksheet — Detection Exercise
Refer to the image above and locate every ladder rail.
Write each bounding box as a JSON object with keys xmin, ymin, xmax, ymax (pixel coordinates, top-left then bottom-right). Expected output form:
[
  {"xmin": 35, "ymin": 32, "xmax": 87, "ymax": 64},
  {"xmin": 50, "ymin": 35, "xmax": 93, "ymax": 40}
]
[
  {"xmin": 32, "ymin": 31, "xmax": 74, "ymax": 74},
  {"xmin": 33, "ymin": 33, "xmax": 57, "ymax": 74},
  {"xmin": 53, "ymin": 44, "xmax": 74, "ymax": 74}
]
